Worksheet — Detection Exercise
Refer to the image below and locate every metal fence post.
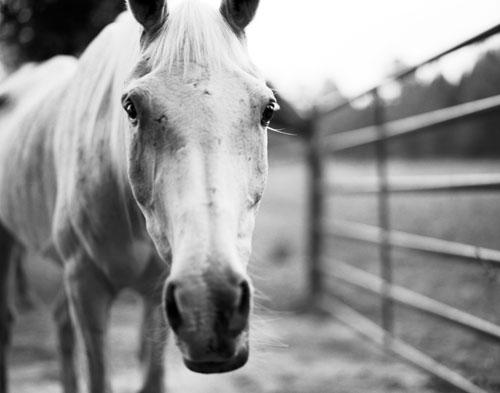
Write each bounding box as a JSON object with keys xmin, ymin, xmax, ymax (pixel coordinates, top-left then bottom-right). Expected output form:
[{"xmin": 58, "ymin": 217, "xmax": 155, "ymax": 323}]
[
  {"xmin": 307, "ymin": 115, "xmax": 324, "ymax": 306},
  {"xmin": 373, "ymin": 89, "xmax": 394, "ymax": 338}
]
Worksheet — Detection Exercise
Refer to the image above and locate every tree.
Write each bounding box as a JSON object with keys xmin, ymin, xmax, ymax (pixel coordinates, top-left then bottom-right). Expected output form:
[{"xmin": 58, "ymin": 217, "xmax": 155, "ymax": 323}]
[{"xmin": 0, "ymin": 0, "xmax": 124, "ymax": 70}]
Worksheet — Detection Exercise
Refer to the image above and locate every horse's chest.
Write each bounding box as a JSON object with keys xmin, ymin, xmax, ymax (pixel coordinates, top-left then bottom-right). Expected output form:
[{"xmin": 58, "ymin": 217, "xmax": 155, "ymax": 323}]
[
  {"xmin": 55, "ymin": 174, "xmax": 158, "ymax": 287},
  {"xmin": 102, "ymin": 236, "xmax": 157, "ymax": 288}
]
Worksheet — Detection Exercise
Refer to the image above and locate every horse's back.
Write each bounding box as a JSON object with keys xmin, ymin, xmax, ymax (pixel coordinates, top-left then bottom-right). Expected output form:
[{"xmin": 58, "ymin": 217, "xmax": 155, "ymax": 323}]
[{"xmin": 0, "ymin": 56, "xmax": 77, "ymax": 252}]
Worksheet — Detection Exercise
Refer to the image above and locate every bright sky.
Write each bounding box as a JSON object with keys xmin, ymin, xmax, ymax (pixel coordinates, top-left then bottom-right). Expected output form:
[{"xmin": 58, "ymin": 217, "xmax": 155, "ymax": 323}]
[{"xmin": 241, "ymin": 0, "xmax": 500, "ymax": 107}]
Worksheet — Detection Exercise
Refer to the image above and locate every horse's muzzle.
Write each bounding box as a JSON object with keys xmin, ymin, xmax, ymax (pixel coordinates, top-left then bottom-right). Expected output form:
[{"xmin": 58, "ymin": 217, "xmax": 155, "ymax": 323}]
[
  {"xmin": 164, "ymin": 271, "xmax": 252, "ymax": 373},
  {"xmin": 183, "ymin": 347, "xmax": 249, "ymax": 373}
]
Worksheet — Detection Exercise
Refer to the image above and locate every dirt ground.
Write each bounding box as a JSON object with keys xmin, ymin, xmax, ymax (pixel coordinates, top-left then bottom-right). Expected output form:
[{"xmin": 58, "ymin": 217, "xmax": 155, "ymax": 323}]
[{"xmin": 9, "ymin": 295, "xmax": 440, "ymax": 393}]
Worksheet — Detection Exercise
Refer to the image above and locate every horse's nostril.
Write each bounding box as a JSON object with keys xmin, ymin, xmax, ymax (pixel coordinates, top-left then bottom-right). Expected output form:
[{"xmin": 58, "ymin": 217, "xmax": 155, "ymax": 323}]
[
  {"xmin": 165, "ymin": 282, "xmax": 182, "ymax": 332},
  {"xmin": 238, "ymin": 280, "xmax": 251, "ymax": 317},
  {"xmin": 226, "ymin": 279, "xmax": 251, "ymax": 334}
]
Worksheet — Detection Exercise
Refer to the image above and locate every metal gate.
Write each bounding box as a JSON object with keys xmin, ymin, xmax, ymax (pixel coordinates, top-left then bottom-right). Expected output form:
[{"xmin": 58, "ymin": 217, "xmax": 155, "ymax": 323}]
[{"xmin": 307, "ymin": 24, "xmax": 500, "ymax": 393}]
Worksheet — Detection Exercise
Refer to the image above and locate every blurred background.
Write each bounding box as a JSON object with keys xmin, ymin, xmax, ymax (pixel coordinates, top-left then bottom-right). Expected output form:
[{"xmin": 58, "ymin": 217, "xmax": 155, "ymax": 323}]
[{"xmin": 2, "ymin": 0, "xmax": 500, "ymax": 392}]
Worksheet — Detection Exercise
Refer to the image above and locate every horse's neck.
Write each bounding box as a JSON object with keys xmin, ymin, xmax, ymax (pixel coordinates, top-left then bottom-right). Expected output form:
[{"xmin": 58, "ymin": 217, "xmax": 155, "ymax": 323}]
[
  {"xmin": 0, "ymin": 56, "xmax": 77, "ymax": 250},
  {"xmin": 51, "ymin": 15, "xmax": 149, "ymax": 257},
  {"xmin": 55, "ymin": 14, "xmax": 138, "ymax": 192}
]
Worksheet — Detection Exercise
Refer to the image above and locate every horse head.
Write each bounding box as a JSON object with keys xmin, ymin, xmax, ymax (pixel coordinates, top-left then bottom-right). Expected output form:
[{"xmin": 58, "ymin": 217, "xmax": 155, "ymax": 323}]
[{"xmin": 123, "ymin": 0, "xmax": 277, "ymax": 373}]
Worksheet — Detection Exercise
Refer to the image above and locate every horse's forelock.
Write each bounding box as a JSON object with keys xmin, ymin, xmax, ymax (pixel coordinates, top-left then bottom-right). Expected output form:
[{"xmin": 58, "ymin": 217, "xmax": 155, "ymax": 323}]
[{"xmin": 146, "ymin": 0, "xmax": 255, "ymax": 75}]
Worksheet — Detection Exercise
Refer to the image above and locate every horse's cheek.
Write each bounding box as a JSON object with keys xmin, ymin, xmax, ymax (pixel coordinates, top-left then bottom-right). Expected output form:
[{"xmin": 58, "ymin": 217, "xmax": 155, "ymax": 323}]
[{"xmin": 128, "ymin": 137, "xmax": 154, "ymax": 207}]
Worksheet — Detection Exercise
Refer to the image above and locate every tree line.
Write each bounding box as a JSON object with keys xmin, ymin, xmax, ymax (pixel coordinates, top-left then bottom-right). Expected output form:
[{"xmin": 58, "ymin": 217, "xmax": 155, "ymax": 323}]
[{"xmin": 317, "ymin": 46, "xmax": 500, "ymax": 158}]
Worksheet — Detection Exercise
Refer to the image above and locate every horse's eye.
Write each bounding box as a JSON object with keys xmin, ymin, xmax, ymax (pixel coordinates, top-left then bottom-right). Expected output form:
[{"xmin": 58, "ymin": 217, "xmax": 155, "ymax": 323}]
[
  {"xmin": 123, "ymin": 100, "xmax": 138, "ymax": 121},
  {"xmin": 261, "ymin": 101, "xmax": 279, "ymax": 127}
]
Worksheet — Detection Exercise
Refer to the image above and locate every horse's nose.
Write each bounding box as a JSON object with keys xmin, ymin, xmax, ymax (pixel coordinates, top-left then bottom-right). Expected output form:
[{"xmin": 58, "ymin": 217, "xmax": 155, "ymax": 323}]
[{"xmin": 164, "ymin": 273, "xmax": 251, "ymax": 337}]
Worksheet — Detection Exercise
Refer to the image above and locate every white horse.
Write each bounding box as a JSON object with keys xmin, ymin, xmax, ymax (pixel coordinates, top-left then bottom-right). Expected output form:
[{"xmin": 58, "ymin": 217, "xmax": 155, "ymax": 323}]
[{"xmin": 0, "ymin": 0, "xmax": 278, "ymax": 391}]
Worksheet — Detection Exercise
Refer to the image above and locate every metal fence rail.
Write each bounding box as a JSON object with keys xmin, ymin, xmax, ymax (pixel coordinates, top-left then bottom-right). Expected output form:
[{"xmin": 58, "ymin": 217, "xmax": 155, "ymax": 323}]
[
  {"xmin": 320, "ymin": 260, "xmax": 500, "ymax": 342},
  {"xmin": 327, "ymin": 173, "xmax": 500, "ymax": 194},
  {"xmin": 307, "ymin": 22, "xmax": 500, "ymax": 393},
  {"xmin": 326, "ymin": 219, "xmax": 500, "ymax": 267},
  {"xmin": 324, "ymin": 93, "xmax": 500, "ymax": 152},
  {"xmin": 318, "ymin": 297, "xmax": 490, "ymax": 393}
]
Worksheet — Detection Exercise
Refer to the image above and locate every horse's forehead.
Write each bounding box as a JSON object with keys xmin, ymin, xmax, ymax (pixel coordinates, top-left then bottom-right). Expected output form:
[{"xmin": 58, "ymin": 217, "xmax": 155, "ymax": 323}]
[
  {"xmin": 130, "ymin": 68, "xmax": 264, "ymax": 149},
  {"xmin": 138, "ymin": 65, "xmax": 263, "ymax": 107}
]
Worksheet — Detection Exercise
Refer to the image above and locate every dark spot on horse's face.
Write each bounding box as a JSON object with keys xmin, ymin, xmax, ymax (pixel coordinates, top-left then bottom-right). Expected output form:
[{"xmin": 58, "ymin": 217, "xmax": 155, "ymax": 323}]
[
  {"xmin": 254, "ymin": 192, "xmax": 263, "ymax": 204},
  {"xmin": 248, "ymin": 192, "xmax": 262, "ymax": 209},
  {"xmin": 0, "ymin": 94, "xmax": 10, "ymax": 108},
  {"xmin": 155, "ymin": 115, "xmax": 167, "ymax": 124},
  {"xmin": 204, "ymin": 90, "xmax": 212, "ymax": 96},
  {"xmin": 166, "ymin": 127, "xmax": 186, "ymax": 155}
]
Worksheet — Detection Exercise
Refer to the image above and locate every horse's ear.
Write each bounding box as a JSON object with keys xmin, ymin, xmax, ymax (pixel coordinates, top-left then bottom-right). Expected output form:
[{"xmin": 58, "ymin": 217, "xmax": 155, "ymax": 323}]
[
  {"xmin": 220, "ymin": 0, "xmax": 260, "ymax": 34},
  {"xmin": 128, "ymin": 0, "xmax": 168, "ymax": 33}
]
